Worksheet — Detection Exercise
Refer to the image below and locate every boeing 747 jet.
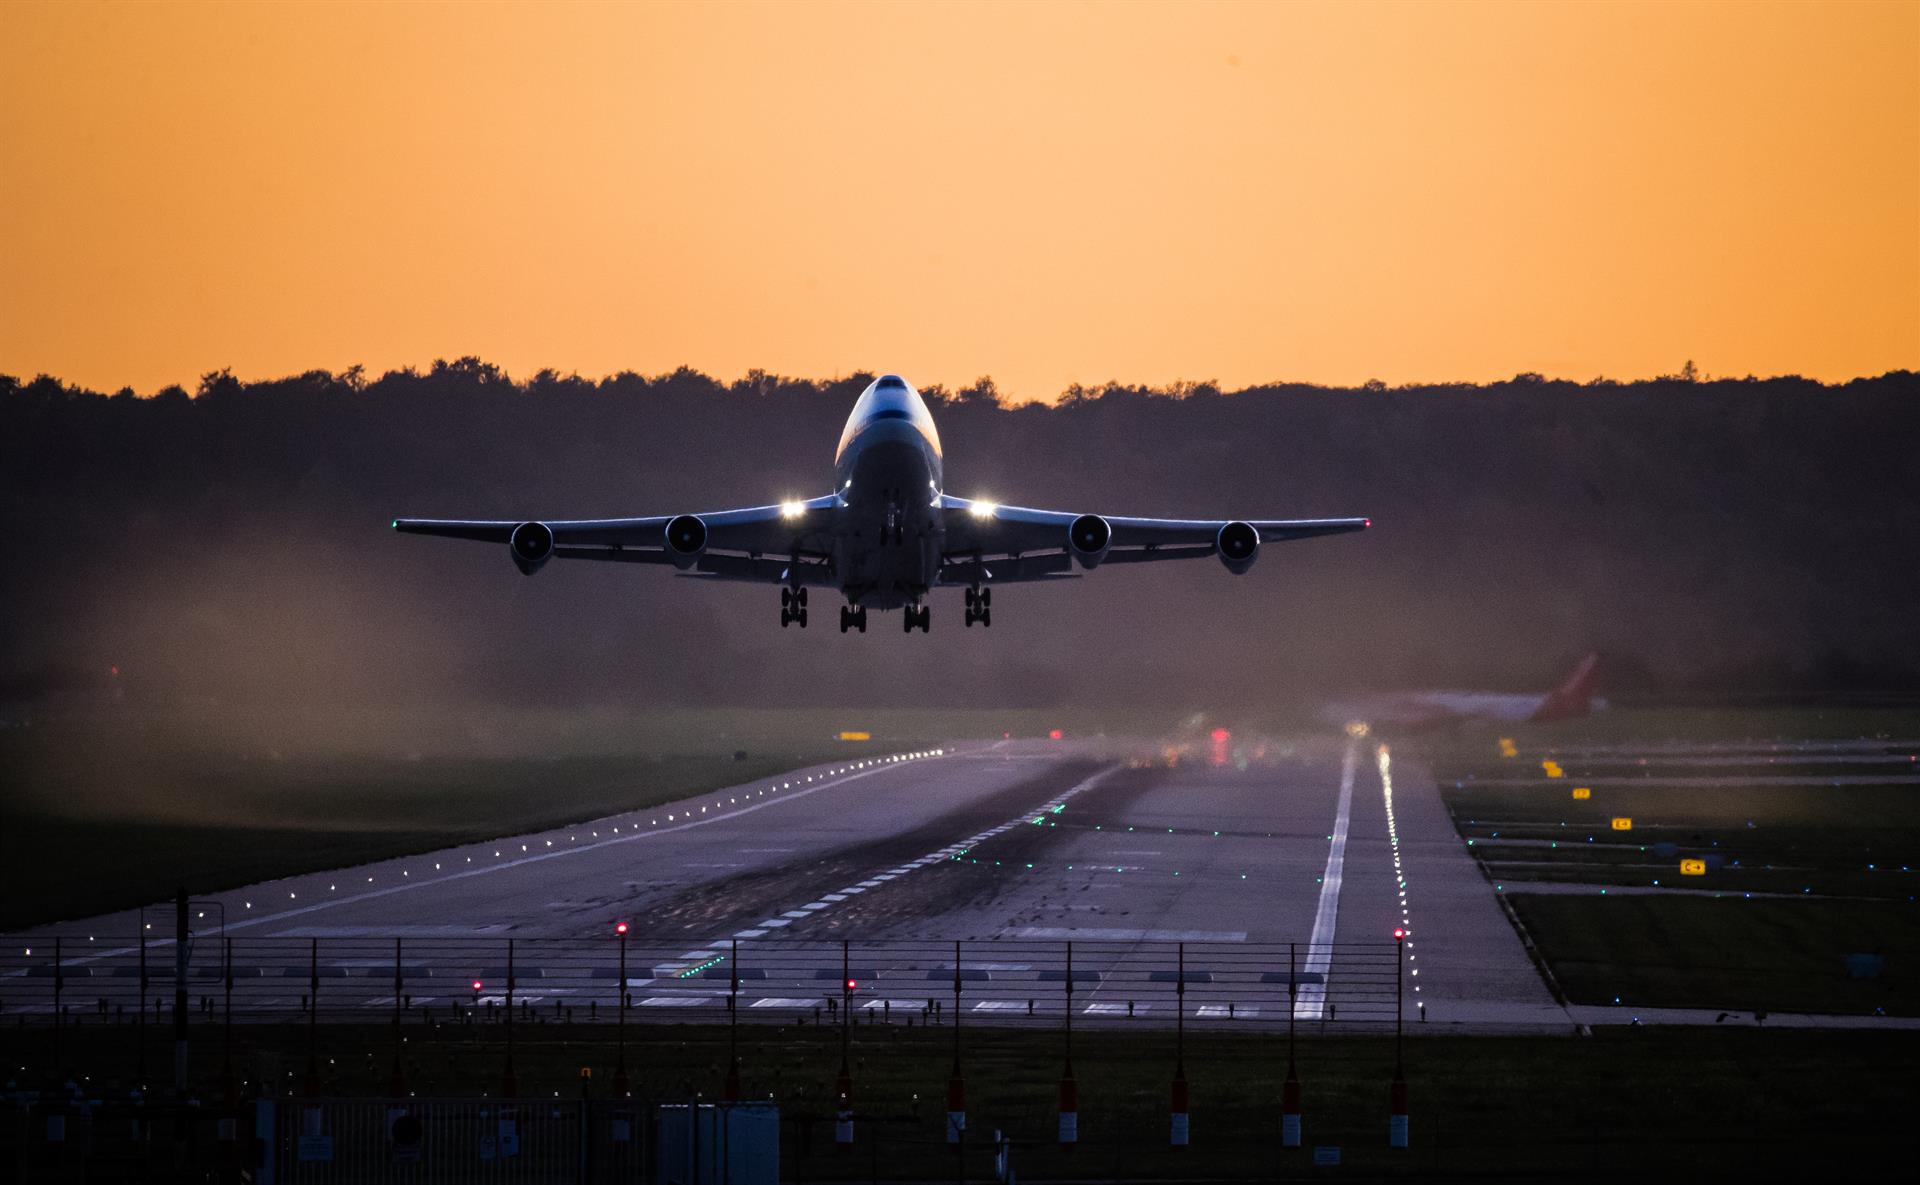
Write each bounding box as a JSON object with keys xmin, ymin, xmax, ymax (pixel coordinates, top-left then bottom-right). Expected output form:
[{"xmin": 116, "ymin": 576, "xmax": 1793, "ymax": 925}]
[{"xmin": 394, "ymin": 375, "xmax": 1369, "ymax": 632}]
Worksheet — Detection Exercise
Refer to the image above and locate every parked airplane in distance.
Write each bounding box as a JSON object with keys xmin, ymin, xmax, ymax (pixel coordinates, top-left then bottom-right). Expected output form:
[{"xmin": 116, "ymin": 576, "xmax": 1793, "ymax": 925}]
[
  {"xmin": 394, "ymin": 374, "xmax": 1369, "ymax": 633},
  {"xmin": 1326, "ymin": 653, "xmax": 1604, "ymax": 732}
]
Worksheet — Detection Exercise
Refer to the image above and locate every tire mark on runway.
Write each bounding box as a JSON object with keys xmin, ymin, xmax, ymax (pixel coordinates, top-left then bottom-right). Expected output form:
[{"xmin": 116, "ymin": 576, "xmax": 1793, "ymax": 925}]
[{"xmin": 628, "ymin": 760, "xmax": 1104, "ymax": 940}]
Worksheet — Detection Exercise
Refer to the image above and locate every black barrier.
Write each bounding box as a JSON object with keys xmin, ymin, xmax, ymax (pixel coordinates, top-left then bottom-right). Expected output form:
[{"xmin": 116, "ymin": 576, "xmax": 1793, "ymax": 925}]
[{"xmin": 0, "ymin": 935, "xmax": 1407, "ymax": 1032}]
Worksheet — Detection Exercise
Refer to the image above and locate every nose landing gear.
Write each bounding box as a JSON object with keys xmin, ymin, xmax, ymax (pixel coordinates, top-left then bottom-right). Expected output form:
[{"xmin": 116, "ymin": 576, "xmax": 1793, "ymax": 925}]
[
  {"xmin": 780, "ymin": 586, "xmax": 809, "ymax": 628},
  {"xmin": 963, "ymin": 586, "xmax": 992, "ymax": 628},
  {"xmin": 839, "ymin": 604, "xmax": 869, "ymax": 633},
  {"xmin": 902, "ymin": 603, "xmax": 931, "ymax": 633}
]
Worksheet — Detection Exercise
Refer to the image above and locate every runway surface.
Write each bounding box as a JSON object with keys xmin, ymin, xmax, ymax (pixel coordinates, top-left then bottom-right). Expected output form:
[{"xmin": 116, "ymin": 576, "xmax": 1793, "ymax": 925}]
[{"xmin": 4, "ymin": 735, "xmax": 1566, "ymax": 1030}]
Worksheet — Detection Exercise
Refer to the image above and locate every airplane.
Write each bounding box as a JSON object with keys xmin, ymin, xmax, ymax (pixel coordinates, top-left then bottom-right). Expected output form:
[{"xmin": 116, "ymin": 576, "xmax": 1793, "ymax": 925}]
[
  {"xmin": 393, "ymin": 374, "xmax": 1370, "ymax": 632},
  {"xmin": 1325, "ymin": 652, "xmax": 1603, "ymax": 732}
]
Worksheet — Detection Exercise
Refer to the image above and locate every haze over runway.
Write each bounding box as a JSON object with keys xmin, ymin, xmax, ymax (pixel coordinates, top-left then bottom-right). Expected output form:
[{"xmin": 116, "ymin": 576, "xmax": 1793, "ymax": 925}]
[{"xmin": 7, "ymin": 735, "xmax": 1562, "ymax": 1030}]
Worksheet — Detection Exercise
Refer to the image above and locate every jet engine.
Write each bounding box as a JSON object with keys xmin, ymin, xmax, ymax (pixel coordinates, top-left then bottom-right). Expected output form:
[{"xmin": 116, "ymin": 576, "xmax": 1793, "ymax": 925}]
[
  {"xmin": 664, "ymin": 514, "xmax": 708, "ymax": 569},
  {"xmin": 1215, "ymin": 521, "xmax": 1260, "ymax": 574},
  {"xmin": 1067, "ymin": 514, "xmax": 1113, "ymax": 569},
  {"xmin": 508, "ymin": 521, "xmax": 555, "ymax": 575}
]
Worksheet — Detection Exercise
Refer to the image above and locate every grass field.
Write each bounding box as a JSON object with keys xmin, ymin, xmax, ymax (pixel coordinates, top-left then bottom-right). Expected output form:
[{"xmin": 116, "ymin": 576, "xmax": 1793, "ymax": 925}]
[
  {"xmin": 9, "ymin": 1020, "xmax": 1914, "ymax": 1180},
  {"xmin": 1411, "ymin": 706, "xmax": 1920, "ymax": 1016},
  {"xmin": 1506, "ymin": 894, "xmax": 1920, "ymax": 1014},
  {"xmin": 0, "ymin": 705, "xmax": 1178, "ymax": 931}
]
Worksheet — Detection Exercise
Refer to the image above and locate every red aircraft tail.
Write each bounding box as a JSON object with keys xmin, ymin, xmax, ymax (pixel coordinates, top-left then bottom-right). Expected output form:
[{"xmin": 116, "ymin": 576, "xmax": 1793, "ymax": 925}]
[{"xmin": 1527, "ymin": 653, "xmax": 1601, "ymax": 723}]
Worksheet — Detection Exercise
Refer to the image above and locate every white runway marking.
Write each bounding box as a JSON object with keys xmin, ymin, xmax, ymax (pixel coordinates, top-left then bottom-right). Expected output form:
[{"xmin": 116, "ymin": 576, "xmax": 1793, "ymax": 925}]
[{"xmin": 1295, "ymin": 738, "xmax": 1359, "ymax": 1021}]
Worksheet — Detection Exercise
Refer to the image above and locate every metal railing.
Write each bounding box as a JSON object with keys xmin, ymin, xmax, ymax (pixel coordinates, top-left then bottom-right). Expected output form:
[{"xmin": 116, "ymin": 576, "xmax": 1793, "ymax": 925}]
[{"xmin": 2, "ymin": 935, "xmax": 1405, "ymax": 1032}]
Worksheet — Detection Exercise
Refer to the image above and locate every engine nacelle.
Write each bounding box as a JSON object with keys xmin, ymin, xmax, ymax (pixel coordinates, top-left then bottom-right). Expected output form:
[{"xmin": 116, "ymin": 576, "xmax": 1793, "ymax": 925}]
[
  {"xmin": 1067, "ymin": 514, "xmax": 1113, "ymax": 569},
  {"xmin": 1215, "ymin": 521, "xmax": 1260, "ymax": 575},
  {"xmin": 663, "ymin": 514, "xmax": 708, "ymax": 569},
  {"xmin": 508, "ymin": 521, "xmax": 555, "ymax": 575}
]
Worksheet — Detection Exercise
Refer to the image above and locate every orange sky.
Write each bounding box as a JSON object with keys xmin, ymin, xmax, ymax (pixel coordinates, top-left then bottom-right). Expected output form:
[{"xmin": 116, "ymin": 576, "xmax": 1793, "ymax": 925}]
[{"xmin": 2, "ymin": 0, "xmax": 1915, "ymax": 399}]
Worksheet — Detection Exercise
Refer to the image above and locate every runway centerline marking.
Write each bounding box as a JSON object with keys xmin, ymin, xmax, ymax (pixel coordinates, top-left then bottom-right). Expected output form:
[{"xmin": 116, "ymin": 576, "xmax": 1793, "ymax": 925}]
[
  {"xmin": 687, "ymin": 765, "xmax": 1122, "ymax": 955},
  {"xmin": 1295, "ymin": 738, "xmax": 1358, "ymax": 1020}
]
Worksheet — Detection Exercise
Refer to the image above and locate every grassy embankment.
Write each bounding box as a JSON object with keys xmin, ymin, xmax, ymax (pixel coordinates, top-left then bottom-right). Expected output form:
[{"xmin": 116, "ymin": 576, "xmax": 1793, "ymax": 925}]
[
  {"xmin": 8, "ymin": 1020, "xmax": 1915, "ymax": 1180},
  {"xmin": 0, "ymin": 706, "xmax": 1174, "ymax": 930},
  {"xmin": 1406, "ymin": 706, "xmax": 1920, "ymax": 1015}
]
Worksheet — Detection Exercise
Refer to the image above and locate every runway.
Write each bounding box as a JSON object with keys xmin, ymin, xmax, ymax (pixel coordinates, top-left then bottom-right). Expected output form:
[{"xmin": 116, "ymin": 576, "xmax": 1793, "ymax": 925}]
[{"xmin": 4, "ymin": 734, "xmax": 1565, "ymax": 1030}]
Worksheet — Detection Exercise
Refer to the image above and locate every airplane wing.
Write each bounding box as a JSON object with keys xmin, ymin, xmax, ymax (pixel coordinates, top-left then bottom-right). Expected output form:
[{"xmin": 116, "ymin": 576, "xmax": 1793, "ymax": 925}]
[
  {"xmin": 937, "ymin": 495, "xmax": 1367, "ymax": 579},
  {"xmin": 393, "ymin": 494, "xmax": 841, "ymax": 578}
]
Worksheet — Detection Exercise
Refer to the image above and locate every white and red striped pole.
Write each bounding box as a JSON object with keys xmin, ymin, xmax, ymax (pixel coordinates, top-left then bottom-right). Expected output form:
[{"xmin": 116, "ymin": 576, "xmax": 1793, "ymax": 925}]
[
  {"xmin": 1282, "ymin": 1067, "xmax": 1302, "ymax": 1147},
  {"xmin": 1059, "ymin": 1062, "xmax": 1078, "ymax": 1148},
  {"xmin": 1170, "ymin": 1065, "xmax": 1189, "ymax": 1147},
  {"xmin": 835, "ymin": 1061, "xmax": 854, "ymax": 1152},
  {"xmin": 947, "ymin": 1070, "xmax": 966, "ymax": 1145}
]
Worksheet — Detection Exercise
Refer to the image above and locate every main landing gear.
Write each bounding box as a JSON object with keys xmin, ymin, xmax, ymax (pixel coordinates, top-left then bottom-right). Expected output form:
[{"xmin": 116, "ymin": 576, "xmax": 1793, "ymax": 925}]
[
  {"xmin": 839, "ymin": 604, "xmax": 869, "ymax": 633},
  {"xmin": 902, "ymin": 603, "xmax": 931, "ymax": 633},
  {"xmin": 963, "ymin": 586, "xmax": 992, "ymax": 628},
  {"xmin": 780, "ymin": 586, "xmax": 808, "ymax": 628}
]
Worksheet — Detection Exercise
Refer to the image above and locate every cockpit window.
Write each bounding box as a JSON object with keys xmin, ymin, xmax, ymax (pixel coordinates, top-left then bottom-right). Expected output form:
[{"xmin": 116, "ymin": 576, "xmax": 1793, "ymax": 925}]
[{"xmin": 876, "ymin": 375, "xmax": 909, "ymax": 390}]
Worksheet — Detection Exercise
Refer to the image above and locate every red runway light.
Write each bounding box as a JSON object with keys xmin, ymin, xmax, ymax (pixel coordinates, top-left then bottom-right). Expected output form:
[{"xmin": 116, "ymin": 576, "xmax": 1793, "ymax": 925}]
[
  {"xmin": 1392, "ymin": 928, "xmax": 1406, "ymax": 940},
  {"xmin": 846, "ymin": 979, "xmax": 858, "ymax": 990},
  {"xmin": 614, "ymin": 921, "xmax": 628, "ymax": 935},
  {"xmin": 471, "ymin": 980, "xmax": 483, "ymax": 992},
  {"xmin": 1048, "ymin": 729, "xmax": 1063, "ymax": 740}
]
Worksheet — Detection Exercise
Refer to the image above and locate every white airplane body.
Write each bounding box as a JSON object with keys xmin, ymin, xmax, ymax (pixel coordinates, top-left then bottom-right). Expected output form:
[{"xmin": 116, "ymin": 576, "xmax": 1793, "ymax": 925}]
[{"xmin": 395, "ymin": 375, "xmax": 1369, "ymax": 632}]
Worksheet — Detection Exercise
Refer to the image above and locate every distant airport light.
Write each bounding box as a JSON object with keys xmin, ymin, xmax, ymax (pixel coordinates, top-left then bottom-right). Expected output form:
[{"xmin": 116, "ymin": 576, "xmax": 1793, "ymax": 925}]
[
  {"xmin": 1541, "ymin": 760, "xmax": 1564, "ymax": 778},
  {"xmin": 1393, "ymin": 927, "xmax": 1406, "ymax": 940},
  {"xmin": 1049, "ymin": 729, "xmax": 1063, "ymax": 740},
  {"xmin": 1572, "ymin": 787, "xmax": 1592, "ymax": 800},
  {"xmin": 615, "ymin": 921, "xmax": 629, "ymax": 935},
  {"xmin": 1498, "ymin": 738, "xmax": 1517, "ymax": 758}
]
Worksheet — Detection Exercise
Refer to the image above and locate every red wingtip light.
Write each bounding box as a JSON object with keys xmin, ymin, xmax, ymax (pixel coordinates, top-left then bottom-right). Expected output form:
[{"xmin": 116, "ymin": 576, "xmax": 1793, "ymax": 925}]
[{"xmin": 1363, "ymin": 518, "xmax": 1372, "ymax": 529}]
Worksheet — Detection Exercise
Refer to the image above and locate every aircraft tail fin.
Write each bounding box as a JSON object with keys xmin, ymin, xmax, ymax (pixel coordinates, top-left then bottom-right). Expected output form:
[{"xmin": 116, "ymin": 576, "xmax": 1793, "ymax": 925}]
[{"xmin": 1527, "ymin": 652, "xmax": 1601, "ymax": 723}]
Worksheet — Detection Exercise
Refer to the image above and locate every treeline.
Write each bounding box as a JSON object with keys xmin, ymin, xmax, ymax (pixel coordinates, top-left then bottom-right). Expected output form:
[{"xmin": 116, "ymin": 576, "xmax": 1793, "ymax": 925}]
[{"xmin": 2, "ymin": 361, "xmax": 1916, "ymax": 714}]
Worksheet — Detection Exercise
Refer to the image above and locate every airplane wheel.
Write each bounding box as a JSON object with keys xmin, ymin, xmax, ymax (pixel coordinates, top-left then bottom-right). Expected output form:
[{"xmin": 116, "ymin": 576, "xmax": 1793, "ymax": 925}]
[
  {"xmin": 919, "ymin": 605, "xmax": 932, "ymax": 631},
  {"xmin": 797, "ymin": 588, "xmax": 808, "ymax": 607},
  {"xmin": 981, "ymin": 587, "xmax": 991, "ymax": 606},
  {"xmin": 856, "ymin": 608, "xmax": 868, "ymax": 632},
  {"xmin": 981, "ymin": 608, "xmax": 991, "ymax": 628},
  {"xmin": 780, "ymin": 608, "xmax": 791, "ymax": 628},
  {"xmin": 797, "ymin": 607, "xmax": 808, "ymax": 628},
  {"xmin": 839, "ymin": 606, "xmax": 851, "ymax": 633},
  {"xmin": 903, "ymin": 608, "xmax": 914, "ymax": 634},
  {"xmin": 781, "ymin": 588, "xmax": 792, "ymax": 609},
  {"xmin": 964, "ymin": 610, "xmax": 974, "ymax": 628}
]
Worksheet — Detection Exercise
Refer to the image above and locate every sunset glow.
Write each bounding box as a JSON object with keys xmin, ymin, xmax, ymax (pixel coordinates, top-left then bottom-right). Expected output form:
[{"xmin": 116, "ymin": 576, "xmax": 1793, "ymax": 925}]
[{"xmin": 2, "ymin": 0, "xmax": 1914, "ymax": 398}]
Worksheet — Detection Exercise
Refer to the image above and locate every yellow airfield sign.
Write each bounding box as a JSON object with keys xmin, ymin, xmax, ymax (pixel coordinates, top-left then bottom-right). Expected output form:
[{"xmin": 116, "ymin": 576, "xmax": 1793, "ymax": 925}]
[
  {"xmin": 838, "ymin": 731, "xmax": 872, "ymax": 742},
  {"xmin": 1498, "ymin": 738, "xmax": 1518, "ymax": 758},
  {"xmin": 1611, "ymin": 817, "xmax": 1633, "ymax": 831},
  {"xmin": 1571, "ymin": 787, "xmax": 1591, "ymax": 800},
  {"xmin": 1541, "ymin": 760, "xmax": 1564, "ymax": 778},
  {"xmin": 1680, "ymin": 859, "xmax": 1707, "ymax": 876}
]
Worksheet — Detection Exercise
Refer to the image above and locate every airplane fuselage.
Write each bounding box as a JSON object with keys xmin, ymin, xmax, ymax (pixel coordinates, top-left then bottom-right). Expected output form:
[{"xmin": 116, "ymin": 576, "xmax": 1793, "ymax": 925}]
[{"xmin": 830, "ymin": 375, "xmax": 947, "ymax": 609}]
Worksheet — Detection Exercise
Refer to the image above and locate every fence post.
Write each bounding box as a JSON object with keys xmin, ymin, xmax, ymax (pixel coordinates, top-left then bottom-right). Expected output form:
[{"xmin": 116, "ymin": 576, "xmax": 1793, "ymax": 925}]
[
  {"xmin": 1059, "ymin": 941, "xmax": 1077, "ymax": 1150},
  {"xmin": 1171, "ymin": 942, "xmax": 1188, "ymax": 1147},
  {"xmin": 1283, "ymin": 940, "xmax": 1302, "ymax": 1147}
]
